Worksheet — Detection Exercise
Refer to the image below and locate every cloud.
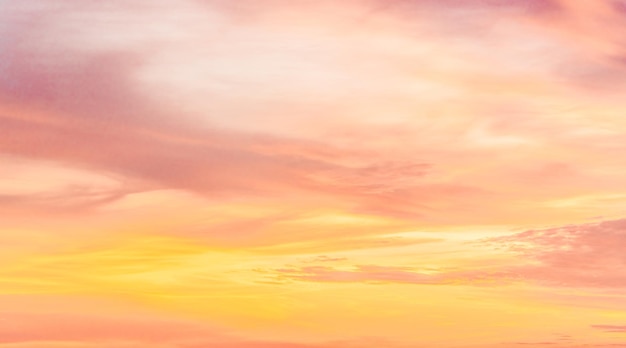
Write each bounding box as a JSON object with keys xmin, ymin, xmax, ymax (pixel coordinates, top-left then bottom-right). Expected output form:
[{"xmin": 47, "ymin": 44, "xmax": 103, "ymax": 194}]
[
  {"xmin": 0, "ymin": 311, "xmax": 364, "ymax": 348},
  {"xmin": 512, "ymin": 342, "xmax": 558, "ymax": 345},
  {"xmin": 0, "ymin": 299, "xmax": 405, "ymax": 348},
  {"xmin": 4, "ymin": 1, "xmax": 626, "ymax": 347},
  {"xmin": 265, "ymin": 217, "xmax": 626, "ymax": 288},
  {"xmin": 0, "ymin": 312, "xmax": 216, "ymax": 345},
  {"xmin": 381, "ymin": 0, "xmax": 564, "ymax": 15},
  {"xmin": 265, "ymin": 263, "xmax": 513, "ymax": 286},
  {"xmin": 591, "ymin": 325, "xmax": 626, "ymax": 333},
  {"xmin": 0, "ymin": 102, "xmax": 438, "ymax": 220},
  {"xmin": 3, "ymin": 0, "xmax": 626, "ymax": 230},
  {"xmin": 612, "ymin": 0, "xmax": 626, "ymax": 16},
  {"xmin": 485, "ymin": 218, "xmax": 626, "ymax": 287}
]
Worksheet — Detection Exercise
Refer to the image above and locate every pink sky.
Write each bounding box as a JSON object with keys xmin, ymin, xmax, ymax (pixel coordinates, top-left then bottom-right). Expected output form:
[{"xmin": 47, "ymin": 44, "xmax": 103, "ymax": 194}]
[{"xmin": 1, "ymin": 0, "xmax": 626, "ymax": 347}]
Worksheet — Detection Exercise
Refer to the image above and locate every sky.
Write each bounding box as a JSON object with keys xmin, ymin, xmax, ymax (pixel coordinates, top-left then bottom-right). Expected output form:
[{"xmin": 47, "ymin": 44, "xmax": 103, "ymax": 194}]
[{"xmin": 1, "ymin": 0, "xmax": 626, "ymax": 347}]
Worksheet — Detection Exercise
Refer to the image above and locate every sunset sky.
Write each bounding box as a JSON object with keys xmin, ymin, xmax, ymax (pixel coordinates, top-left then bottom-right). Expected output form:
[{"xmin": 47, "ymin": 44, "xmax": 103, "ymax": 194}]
[{"xmin": 2, "ymin": 0, "xmax": 626, "ymax": 347}]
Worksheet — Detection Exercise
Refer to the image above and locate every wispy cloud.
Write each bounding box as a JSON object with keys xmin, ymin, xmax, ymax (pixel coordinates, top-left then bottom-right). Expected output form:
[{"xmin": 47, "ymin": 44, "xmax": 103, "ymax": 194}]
[
  {"xmin": 591, "ymin": 325, "xmax": 626, "ymax": 333},
  {"xmin": 3, "ymin": 0, "xmax": 626, "ymax": 347},
  {"xmin": 485, "ymin": 218, "xmax": 626, "ymax": 288}
]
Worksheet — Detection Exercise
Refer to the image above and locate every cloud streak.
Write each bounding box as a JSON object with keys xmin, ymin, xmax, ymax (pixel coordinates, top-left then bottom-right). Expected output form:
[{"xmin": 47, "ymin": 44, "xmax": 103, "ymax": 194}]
[
  {"xmin": 591, "ymin": 325, "xmax": 626, "ymax": 333},
  {"xmin": 486, "ymin": 218, "xmax": 626, "ymax": 288}
]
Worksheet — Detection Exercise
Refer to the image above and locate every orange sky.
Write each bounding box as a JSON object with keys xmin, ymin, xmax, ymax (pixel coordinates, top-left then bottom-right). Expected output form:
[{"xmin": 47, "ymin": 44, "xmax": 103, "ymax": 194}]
[{"xmin": 1, "ymin": 0, "xmax": 626, "ymax": 347}]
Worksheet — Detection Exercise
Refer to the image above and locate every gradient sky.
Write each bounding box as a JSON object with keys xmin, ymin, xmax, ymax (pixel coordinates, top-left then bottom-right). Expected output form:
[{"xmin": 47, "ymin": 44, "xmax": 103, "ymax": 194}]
[{"xmin": 1, "ymin": 0, "xmax": 626, "ymax": 347}]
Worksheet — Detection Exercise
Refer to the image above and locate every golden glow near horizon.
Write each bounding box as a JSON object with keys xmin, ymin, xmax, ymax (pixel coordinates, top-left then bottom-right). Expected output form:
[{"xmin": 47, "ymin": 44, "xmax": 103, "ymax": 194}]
[{"xmin": 2, "ymin": 1, "xmax": 626, "ymax": 347}]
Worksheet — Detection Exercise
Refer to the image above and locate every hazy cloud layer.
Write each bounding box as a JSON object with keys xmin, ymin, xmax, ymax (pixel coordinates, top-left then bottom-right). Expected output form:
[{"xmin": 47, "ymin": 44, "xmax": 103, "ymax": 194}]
[{"xmin": 2, "ymin": 1, "xmax": 626, "ymax": 347}]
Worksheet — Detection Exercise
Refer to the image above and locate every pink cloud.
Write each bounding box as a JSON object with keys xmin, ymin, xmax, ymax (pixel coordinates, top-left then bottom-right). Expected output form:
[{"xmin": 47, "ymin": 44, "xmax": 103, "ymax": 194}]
[
  {"xmin": 0, "ymin": 311, "xmax": 218, "ymax": 345},
  {"xmin": 485, "ymin": 218, "xmax": 626, "ymax": 287},
  {"xmin": 3, "ymin": 0, "xmax": 626, "ymax": 248},
  {"xmin": 384, "ymin": 0, "xmax": 564, "ymax": 15},
  {"xmin": 0, "ymin": 102, "xmax": 439, "ymax": 221},
  {"xmin": 0, "ymin": 311, "xmax": 405, "ymax": 348},
  {"xmin": 591, "ymin": 325, "xmax": 626, "ymax": 333},
  {"xmin": 262, "ymin": 217, "xmax": 626, "ymax": 288}
]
